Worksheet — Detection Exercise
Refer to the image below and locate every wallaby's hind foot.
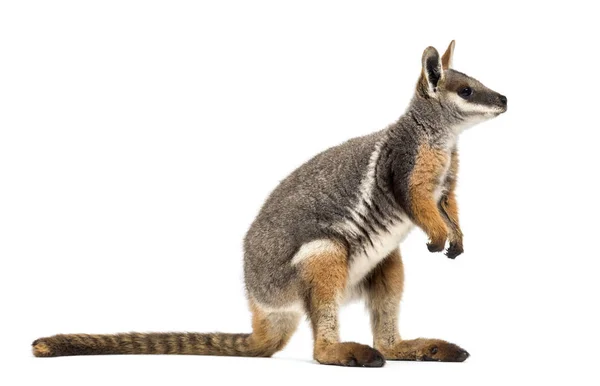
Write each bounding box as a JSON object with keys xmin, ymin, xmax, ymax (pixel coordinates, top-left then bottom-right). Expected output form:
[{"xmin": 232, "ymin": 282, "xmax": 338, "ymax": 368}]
[
  {"xmin": 376, "ymin": 338, "xmax": 469, "ymax": 362},
  {"xmin": 315, "ymin": 342, "xmax": 385, "ymax": 367}
]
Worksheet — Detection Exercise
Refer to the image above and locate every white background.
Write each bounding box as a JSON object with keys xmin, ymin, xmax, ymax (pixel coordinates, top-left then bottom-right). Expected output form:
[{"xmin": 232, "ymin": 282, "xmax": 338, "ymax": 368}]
[{"xmin": 1, "ymin": 1, "xmax": 598, "ymax": 385}]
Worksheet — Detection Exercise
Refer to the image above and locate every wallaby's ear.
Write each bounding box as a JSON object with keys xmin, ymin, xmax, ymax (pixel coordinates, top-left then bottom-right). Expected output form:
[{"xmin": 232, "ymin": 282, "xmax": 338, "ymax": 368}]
[
  {"xmin": 441, "ymin": 40, "xmax": 455, "ymax": 70},
  {"xmin": 421, "ymin": 46, "xmax": 443, "ymax": 94}
]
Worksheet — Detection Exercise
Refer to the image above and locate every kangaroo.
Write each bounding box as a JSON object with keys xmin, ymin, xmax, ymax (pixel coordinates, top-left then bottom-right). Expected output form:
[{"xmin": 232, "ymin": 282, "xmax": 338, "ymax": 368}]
[{"xmin": 32, "ymin": 41, "xmax": 507, "ymax": 367}]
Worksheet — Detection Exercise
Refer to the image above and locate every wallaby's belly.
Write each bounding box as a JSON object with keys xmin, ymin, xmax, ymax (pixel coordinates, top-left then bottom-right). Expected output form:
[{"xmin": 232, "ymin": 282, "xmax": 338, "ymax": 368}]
[{"xmin": 346, "ymin": 216, "xmax": 414, "ymax": 287}]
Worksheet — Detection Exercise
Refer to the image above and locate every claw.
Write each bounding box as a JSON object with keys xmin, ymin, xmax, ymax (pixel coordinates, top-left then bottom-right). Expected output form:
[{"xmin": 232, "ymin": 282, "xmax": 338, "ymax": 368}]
[
  {"xmin": 427, "ymin": 241, "xmax": 445, "ymax": 253},
  {"xmin": 445, "ymin": 242, "xmax": 463, "ymax": 259}
]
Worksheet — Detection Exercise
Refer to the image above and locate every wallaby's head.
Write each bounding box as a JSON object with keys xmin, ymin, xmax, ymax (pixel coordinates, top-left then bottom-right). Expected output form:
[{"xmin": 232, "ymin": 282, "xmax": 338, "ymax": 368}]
[{"xmin": 415, "ymin": 40, "xmax": 507, "ymax": 132}]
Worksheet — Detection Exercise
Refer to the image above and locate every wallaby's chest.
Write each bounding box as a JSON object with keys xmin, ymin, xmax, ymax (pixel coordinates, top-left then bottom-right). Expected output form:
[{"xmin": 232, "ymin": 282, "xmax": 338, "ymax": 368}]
[{"xmin": 345, "ymin": 143, "xmax": 452, "ymax": 288}]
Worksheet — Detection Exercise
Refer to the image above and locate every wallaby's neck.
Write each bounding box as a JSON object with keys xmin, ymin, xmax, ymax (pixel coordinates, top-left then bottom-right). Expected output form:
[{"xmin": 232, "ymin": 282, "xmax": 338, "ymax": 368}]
[{"xmin": 388, "ymin": 94, "xmax": 458, "ymax": 148}]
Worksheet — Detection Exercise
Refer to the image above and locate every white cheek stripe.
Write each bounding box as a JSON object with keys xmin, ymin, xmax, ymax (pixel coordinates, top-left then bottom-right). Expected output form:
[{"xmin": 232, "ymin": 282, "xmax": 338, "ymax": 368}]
[{"xmin": 448, "ymin": 93, "xmax": 502, "ymax": 114}]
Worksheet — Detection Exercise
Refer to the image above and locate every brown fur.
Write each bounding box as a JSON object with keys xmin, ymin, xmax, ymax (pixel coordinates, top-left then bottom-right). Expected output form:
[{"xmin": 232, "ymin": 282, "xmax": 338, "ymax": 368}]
[
  {"xmin": 441, "ymin": 191, "xmax": 462, "ymax": 242},
  {"xmin": 32, "ymin": 41, "xmax": 486, "ymax": 366},
  {"xmin": 439, "ymin": 149, "xmax": 464, "ymax": 258},
  {"xmin": 377, "ymin": 338, "xmax": 469, "ymax": 362},
  {"xmin": 32, "ymin": 341, "xmax": 51, "ymax": 357},
  {"xmin": 440, "ymin": 150, "xmax": 460, "ymax": 235},
  {"xmin": 409, "ymin": 143, "xmax": 450, "ymax": 251},
  {"xmin": 441, "ymin": 40, "xmax": 455, "ymax": 70},
  {"xmin": 365, "ymin": 249, "xmax": 469, "ymax": 362},
  {"xmin": 247, "ymin": 300, "xmax": 300, "ymax": 356},
  {"xmin": 32, "ymin": 298, "xmax": 300, "ymax": 358},
  {"xmin": 365, "ymin": 249, "xmax": 404, "ymax": 350},
  {"xmin": 298, "ymin": 243, "xmax": 385, "ymax": 367}
]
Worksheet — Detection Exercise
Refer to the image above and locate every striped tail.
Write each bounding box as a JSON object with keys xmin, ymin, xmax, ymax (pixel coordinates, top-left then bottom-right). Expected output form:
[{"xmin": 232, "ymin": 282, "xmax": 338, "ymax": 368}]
[
  {"xmin": 32, "ymin": 332, "xmax": 274, "ymax": 358},
  {"xmin": 33, "ymin": 300, "xmax": 301, "ymax": 358}
]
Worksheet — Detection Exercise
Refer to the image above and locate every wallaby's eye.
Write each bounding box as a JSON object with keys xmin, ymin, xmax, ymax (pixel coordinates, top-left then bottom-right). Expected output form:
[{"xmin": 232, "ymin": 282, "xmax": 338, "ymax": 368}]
[
  {"xmin": 458, "ymin": 87, "xmax": 473, "ymax": 99},
  {"xmin": 430, "ymin": 347, "xmax": 438, "ymax": 355}
]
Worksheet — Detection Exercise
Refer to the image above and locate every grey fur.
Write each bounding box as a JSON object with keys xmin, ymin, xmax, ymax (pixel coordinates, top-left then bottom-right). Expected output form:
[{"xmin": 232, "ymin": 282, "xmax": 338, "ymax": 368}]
[
  {"xmin": 243, "ymin": 45, "xmax": 506, "ymax": 308},
  {"xmin": 30, "ymin": 43, "xmax": 505, "ymax": 363}
]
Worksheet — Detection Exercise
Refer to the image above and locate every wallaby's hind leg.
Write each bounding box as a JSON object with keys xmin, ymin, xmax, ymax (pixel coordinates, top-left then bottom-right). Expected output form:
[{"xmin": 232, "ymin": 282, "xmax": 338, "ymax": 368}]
[
  {"xmin": 365, "ymin": 248, "xmax": 470, "ymax": 362},
  {"xmin": 247, "ymin": 299, "xmax": 301, "ymax": 357},
  {"xmin": 298, "ymin": 241, "xmax": 385, "ymax": 367}
]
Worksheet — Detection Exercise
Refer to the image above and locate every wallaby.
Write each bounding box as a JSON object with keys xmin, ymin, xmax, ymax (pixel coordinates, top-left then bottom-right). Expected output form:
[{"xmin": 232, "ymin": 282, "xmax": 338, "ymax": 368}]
[{"xmin": 33, "ymin": 41, "xmax": 507, "ymax": 367}]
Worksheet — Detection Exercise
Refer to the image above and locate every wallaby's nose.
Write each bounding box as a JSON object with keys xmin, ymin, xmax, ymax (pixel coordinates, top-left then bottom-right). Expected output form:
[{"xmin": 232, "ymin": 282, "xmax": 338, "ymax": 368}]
[{"xmin": 499, "ymin": 95, "xmax": 507, "ymax": 106}]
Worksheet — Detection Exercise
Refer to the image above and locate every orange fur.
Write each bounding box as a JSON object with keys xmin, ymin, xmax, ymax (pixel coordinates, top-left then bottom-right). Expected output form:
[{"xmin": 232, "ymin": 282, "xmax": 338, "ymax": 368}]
[
  {"xmin": 409, "ymin": 143, "xmax": 450, "ymax": 250},
  {"xmin": 365, "ymin": 249, "xmax": 468, "ymax": 362},
  {"xmin": 298, "ymin": 242, "xmax": 385, "ymax": 367},
  {"xmin": 366, "ymin": 249, "xmax": 404, "ymax": 350}
]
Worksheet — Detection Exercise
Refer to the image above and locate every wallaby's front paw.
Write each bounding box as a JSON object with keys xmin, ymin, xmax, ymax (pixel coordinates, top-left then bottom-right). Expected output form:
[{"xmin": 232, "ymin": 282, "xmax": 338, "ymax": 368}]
[
  {"xmin": 427, "ymin": 236, "xmax": 447, "ymax": 253},
  {"xmin": 445, "ymin": 241, "xmax": 464, "ymax": 259}
]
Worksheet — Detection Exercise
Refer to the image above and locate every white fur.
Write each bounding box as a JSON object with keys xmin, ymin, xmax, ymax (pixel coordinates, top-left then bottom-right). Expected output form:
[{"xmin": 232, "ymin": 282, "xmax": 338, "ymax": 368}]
[
  {"xmin": 332, "ymin": 139, "xmax": 383, "ymax": 234},
  {"xmin": 292, "ymin": 219, "xmax": 414, "ymax": 293},
  {"xmin": 339, "ymin": 139, "xmax": 415, "ymax": 287},
  {"xmin": 291, "ymin": 239, "xmax": 341, "ymax": 265},
  {"xmin": 447, "ymin": 94, "xmax": 502, "ymax": 134},
  {"xmin": 351, "ymin": 140, "xmax": 383, "ymax": 219},
  {"xmin": 253, "ymin": 300, "xmax": 305, "ymax": 314},
  {"xmin": 448, "ymin": 93, "xmax": 503, "ymax": 114},
  {"xmin": 451, "ymin": 114, "xmax": 488, "ymax": 134},
  {"xmin": 330, "ymin": 140, "xmax": 385, "ymax": 244},
  {"xmin": 433, "ymin": 152, "xmax": 452, "ymax": 201},
  {"xmin": 346, "ymin": 217, "xmax": 414, "ymax": 287},
  {"xmin": 292, "ymin": 136, "xmax": 454, "ymax": 298}
]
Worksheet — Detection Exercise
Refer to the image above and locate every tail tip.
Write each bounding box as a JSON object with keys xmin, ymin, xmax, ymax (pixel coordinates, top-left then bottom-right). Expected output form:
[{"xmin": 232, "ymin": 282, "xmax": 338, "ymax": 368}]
[{"xmin": 32, "ymin": 339, "xmax": 53, "ymax": 357}]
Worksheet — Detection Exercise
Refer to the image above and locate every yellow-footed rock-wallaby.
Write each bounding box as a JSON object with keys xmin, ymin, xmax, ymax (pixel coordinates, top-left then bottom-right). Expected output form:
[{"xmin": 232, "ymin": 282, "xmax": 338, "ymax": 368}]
[{"xmin": 33, "ymin": 41, "xmax": 506, "ymax": 367}]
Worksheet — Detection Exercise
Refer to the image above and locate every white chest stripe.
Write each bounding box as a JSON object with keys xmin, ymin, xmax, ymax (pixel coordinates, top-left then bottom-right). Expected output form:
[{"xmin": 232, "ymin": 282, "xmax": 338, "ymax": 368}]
[
  {"xmin": 291, "ymin": 137, "xmax": 449, "ymax": 288},
  {"xmin": 346, "ymin": 218, "xmax": 413, "ymax": 286}
]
